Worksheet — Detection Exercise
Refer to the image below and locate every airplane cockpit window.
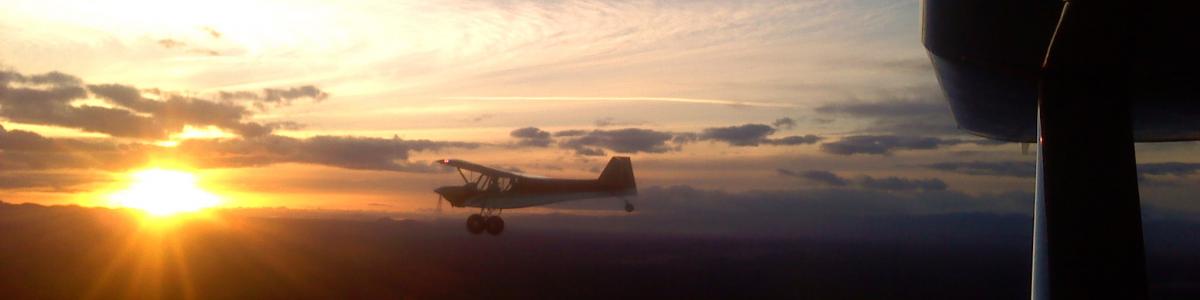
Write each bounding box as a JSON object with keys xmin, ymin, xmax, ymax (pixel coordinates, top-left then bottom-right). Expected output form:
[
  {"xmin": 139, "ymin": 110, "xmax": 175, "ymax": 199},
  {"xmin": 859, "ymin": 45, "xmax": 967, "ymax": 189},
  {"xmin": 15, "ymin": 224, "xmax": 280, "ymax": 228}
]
[{"xmin": 496, "ymin": 177, "xmax": 514, "ymax": 192}]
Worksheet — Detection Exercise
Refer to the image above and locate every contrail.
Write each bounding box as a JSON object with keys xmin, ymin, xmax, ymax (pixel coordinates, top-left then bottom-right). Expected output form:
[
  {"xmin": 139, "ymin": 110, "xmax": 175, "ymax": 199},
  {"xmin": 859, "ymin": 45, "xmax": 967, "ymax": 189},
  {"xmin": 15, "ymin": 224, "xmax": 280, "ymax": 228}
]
[{"xmin": 441, "ymin": 96, "xmax": 797, "ymax": 108}]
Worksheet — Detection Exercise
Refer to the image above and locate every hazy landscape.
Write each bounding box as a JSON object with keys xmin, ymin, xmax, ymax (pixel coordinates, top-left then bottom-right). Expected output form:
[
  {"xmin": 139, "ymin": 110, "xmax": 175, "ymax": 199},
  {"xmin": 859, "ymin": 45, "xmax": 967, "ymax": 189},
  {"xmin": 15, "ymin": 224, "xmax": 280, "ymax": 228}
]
[{"xmin": 3, "ymin": 202, "xmax": 1197, "ymax": 299}]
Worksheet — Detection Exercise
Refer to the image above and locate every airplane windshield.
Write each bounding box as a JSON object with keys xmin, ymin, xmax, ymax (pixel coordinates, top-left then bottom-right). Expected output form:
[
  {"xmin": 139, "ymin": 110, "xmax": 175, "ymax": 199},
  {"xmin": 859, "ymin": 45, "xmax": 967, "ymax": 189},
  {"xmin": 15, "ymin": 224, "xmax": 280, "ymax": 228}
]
[{"xmin": 457, "ymin": 169, "xmax": 514, "ymax": 192}]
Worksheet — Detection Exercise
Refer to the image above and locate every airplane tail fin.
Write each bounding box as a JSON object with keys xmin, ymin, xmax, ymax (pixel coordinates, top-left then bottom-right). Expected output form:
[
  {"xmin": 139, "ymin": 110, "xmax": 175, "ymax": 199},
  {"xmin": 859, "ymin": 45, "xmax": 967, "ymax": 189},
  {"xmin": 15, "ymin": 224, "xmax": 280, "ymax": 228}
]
[{"xmin": 599, "ymin": 157, "xmax": 637, "ymax": 196}]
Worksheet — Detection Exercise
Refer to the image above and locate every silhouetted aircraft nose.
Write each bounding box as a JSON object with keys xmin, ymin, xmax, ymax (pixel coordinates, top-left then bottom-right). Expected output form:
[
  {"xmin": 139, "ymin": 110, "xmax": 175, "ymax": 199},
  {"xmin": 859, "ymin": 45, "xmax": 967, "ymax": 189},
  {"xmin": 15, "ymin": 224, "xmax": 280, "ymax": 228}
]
[
  {"xmin": 434, "ymin": 186, "xmax": 468, "ymax": 203},
  {"xmin": 433, "ymin": 186, "xmax": 455, "ymax": 198}
]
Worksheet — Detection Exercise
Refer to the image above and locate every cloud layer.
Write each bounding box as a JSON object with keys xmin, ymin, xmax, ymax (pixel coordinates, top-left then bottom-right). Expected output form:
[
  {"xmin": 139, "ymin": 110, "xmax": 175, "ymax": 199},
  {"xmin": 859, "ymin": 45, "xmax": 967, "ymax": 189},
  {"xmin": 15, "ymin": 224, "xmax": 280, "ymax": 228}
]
[
  {"xmin": 820, "ymin": 135, "xmax": 1002, "ymax": 156},
  {"xmin": 1, "ymin": 122, "xmax": 478, "ymax": 181},
  {"xmin": 512, "ymin": 122, "xmax": 824, "ymax": 156},
  {"xmin": 1, "ymin": 70, "xmax": 325, "ymax": 140},
  {"xmin": 778, "ymin": 168, "xmax": 947, "ymax": 191}
]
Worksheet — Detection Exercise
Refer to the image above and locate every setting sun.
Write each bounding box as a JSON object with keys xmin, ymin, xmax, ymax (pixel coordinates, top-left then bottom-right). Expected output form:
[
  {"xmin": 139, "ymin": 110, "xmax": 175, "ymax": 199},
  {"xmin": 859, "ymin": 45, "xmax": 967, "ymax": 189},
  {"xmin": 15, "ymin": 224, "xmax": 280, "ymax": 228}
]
[{"xmin": 109, "ymin": 169, "xmax": 221, "ymax": 216}]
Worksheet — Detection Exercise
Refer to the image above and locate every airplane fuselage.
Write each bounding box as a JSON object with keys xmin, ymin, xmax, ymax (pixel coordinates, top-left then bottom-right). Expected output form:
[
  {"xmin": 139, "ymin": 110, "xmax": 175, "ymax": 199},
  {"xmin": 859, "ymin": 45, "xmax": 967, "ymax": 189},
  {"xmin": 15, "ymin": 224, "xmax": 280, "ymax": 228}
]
[
  {"xmin": 435, "ymin": 178, "xmax": 633, "ymax": 209},
  {"xmin": 434, "ymin": 157, "xmax": 636, "ymax": 235}
]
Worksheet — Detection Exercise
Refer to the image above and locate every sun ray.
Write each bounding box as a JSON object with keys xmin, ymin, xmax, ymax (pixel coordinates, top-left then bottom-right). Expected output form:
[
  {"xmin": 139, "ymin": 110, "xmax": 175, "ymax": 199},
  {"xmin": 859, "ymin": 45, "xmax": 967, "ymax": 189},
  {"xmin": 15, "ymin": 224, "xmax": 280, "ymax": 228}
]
[{"xmin": 109, "ymin": 169, "xmax": 222, "ymax": 217}]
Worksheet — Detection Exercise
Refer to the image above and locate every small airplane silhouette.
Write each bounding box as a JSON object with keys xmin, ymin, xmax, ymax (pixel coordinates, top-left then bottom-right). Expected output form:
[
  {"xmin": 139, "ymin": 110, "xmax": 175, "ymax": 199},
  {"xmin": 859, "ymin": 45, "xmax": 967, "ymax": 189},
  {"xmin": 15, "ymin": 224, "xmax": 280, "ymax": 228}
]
[{"xmin": 434, "ymin": 157, "xmax": 637, "ymax": 235}]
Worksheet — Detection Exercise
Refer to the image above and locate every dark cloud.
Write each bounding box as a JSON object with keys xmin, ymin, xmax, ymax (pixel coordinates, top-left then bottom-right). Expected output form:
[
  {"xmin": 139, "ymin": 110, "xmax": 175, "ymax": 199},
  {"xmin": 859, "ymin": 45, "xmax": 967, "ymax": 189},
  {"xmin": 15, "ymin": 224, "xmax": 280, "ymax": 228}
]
[
  {"xmin": 0, "ymin": 127, "xmax": 478, "ymax": 173},
  {"xmin": 5, "ymin": 71, "xmax": 82, "ymax": 85},
  {"xmin": 177, "ymin": 135, "xmax": 478, "ymax": 172},
  {"xmin": 559, "ymin": 128, "xmax": 677, "ymax": 156},
  {"xmin": 553, "ymin": 129, "xmax": 588, "ymax": 137},
  {"xmin": 2, "ymin": 70, "xmax": 324, "ymax": 139},
  {"xmin": 820, "ymin": 135, "xmax": 999, "ymax": 156},
  {"xmin": 219, "ymin": 85, "xmax": 328, "ymax": 111},
  {"xmin": 572, "ymin": 146, "xmax": 607, "ymax": 156},
  {"xmin": 262, "ymin": 86, "xmax": 328, "ymax": 103},
  {"xmin": 0, "ymin": 127, "xmax": 154, "ymax": 171},
  {"xmin": 764, "ymin": 135, "xmax": 822, "ymax": 145},
  {"xmin": 777, "ymin": 169, "xmax": 849, "ymax": 186},
  {"xmin": 0, "ymin": 72, "xmax": 165, "ymax": 138},
  {"xmin": 510, "ymin": 127, "xmax": 552, "ymax": 147},
  {"xmin": 859, "ymin": 176, "xmax": 947, "ymax": 191},
  {"xmin": 925, "ymin": 161, "xmax": 1036, "ymax": 178},
  {"xmin": 1135, "ymin": 162, "xmax": 1200, "ymax": 186},
  {"xmin": 594, "ymin": 117, "xmax": 646, "ymax": 127},
  {"xmin": 548, "ymin": 122, "xmax": 822, "ymax": 156},
  {"xmin": 820, "ymin": 135, "xmax": 944, "ymax": 155},
  {"xmin": 924, "ymin": 161, "xmax": 1200, "ymax": 182},
  {"xmin": 700, "ymin": 124, "xmax": 775, "ymax": 146},
  {"xmin": 671, "ymin": 132, "xmax": 698, "ymax": 144},
  {"xmin": 0, "ymin": 171, "xmax": 109, "ymax": 192},
  {"xmin": 772, "ymin": 117, "xmax": 796, "ymax": 129},
  {"xmin": 777, "ymin": 168, "xmax": 946, "ymax": 191},
  {"xmin": 1137, "ymin": 162, "xmax": 1200, "ymax": 177},
  {"xmin": 698, "ymin": 123, "xmax": 822, "ymax": 146},
  {"xmin": 89, "ymin": 83, "xmax": 271, "ymax": 137}
]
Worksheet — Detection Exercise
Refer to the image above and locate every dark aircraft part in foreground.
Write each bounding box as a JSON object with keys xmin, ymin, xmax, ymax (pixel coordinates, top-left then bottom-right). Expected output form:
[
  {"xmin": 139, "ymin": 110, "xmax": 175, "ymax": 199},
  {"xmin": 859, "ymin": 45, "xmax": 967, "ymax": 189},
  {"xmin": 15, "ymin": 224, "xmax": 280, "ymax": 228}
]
[
  {"xmin": 434, "ymin": 157, "xmax": 637, "ymax": 235},
  {"xmin": 926, "ymin": 0, "xmax": 1200, "ymax": 143},
  {"xmin": 925, "ymin": 1, "xmax": 1200, "ymax": 299}
]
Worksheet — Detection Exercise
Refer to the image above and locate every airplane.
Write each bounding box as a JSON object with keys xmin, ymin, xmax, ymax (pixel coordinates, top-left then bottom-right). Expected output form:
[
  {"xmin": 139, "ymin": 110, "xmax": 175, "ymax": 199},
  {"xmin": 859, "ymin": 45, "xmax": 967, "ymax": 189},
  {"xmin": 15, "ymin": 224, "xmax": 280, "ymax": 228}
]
[
  {"xmin": 924, "ymin": 0, "xmax": 1200, "ymax": 298},
  {"xmin": 433, "ymin": 157, "xmax": 637, "ymax": 235}
]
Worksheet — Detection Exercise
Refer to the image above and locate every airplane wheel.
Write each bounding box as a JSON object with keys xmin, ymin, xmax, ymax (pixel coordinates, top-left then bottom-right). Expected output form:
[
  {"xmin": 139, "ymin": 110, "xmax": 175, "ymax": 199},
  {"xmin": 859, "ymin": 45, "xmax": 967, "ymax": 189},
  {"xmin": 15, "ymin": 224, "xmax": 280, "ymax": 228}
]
[
  {"xmin": 466, "ymin": 214, "xmax": 486, "ymax": 234},
  {"xmin": 485, "ymin": 216, "xmax": 505, "ymax": 235},
  {"xmin": 624, "ymin": 203, "xmax": 635, "ymax": 213}
]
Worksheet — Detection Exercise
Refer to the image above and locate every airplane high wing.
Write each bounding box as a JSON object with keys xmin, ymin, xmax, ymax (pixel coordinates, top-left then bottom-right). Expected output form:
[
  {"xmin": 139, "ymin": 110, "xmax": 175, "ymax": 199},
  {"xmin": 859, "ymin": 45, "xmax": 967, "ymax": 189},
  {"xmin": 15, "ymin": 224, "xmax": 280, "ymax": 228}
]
[
  {"xmin": 433, "ymin": 157, "xmax": 637, "ymax": 235},
  {"xmin": 924, "ymin": 1, "xmax": 1200, "ymax": 299}
]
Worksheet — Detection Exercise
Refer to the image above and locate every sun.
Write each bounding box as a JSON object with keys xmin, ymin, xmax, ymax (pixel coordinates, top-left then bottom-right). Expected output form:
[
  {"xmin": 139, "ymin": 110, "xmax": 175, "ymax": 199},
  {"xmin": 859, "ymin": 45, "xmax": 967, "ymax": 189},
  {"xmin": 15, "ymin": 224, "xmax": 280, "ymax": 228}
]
[{"xmin": 109, "ymin": 169, "xmax": 222, "ymax": 216}]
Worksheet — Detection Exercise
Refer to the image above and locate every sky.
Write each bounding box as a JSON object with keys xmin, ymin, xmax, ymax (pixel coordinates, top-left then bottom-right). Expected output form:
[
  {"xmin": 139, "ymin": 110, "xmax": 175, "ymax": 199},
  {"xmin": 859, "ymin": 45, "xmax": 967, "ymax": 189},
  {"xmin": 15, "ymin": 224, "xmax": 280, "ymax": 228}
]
[{"xmin": 2, "ymin": 0, "xmax": 1200, "ymax": 224}]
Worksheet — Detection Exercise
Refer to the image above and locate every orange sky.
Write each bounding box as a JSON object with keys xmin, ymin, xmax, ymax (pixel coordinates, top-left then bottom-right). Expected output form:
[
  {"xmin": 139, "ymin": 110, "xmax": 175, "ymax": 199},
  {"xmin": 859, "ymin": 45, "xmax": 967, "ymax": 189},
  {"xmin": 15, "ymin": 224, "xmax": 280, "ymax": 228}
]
[{"xmin": 2, "ymin": 0, "xmax": 1199, "ymax": 217}]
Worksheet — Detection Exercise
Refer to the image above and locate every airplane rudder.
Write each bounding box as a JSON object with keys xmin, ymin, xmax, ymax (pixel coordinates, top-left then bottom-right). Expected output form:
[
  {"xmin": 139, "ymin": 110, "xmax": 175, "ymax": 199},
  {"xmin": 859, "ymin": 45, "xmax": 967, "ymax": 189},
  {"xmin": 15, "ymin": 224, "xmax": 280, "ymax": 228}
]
[{"xmin": 599, "ymin": 156, "xmax": 636, "ymax": 190}]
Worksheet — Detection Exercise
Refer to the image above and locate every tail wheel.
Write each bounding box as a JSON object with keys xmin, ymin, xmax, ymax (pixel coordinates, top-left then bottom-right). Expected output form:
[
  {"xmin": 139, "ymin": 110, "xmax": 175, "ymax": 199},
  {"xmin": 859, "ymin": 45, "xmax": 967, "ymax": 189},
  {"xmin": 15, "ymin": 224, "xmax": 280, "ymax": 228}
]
[
  {"xmin": 466, "ymin": 214, "xmax": 486, "ymax": 234},
  {"xmin": 485, "ymin": 216, "xmax": 505, "ymax": 235},
  {"xmin": 624, "ymin": 203, "xmax": 635, "ymax": 213}
]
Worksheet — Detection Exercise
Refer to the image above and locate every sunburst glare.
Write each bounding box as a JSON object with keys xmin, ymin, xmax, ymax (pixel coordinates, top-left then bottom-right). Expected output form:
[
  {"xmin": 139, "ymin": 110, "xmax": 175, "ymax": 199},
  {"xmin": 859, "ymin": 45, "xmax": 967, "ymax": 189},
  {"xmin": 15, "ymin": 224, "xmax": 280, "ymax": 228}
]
[{"xmin": 109, "ymin": 169, "xmax": 222, "ymax": 216}]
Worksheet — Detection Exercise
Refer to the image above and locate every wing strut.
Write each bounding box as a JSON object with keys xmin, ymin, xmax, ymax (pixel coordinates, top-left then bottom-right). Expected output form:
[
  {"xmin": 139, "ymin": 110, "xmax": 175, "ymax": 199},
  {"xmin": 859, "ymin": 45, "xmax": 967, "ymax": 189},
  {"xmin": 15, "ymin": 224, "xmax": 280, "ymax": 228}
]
[{"xmin": 1032, "ymin": 1, "xmax": 1147, "ymax": 299}]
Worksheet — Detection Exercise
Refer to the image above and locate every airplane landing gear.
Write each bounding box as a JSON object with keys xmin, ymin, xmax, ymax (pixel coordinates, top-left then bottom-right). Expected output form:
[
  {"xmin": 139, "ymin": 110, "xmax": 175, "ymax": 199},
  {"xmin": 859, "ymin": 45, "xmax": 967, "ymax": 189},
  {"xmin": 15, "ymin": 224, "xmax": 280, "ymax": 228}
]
[
  {"xmin": 468, "ymin": 207, "xmax": 504, "ymax": 235},
  {"xmin": 466, "ymin": 214, "xmax": 486, "ymax": 234},
  {"xmin": 485, "ymin": 216, "xmax": 504, "ymax": 235},
  {"xmin": 624, "ymin": 203, "xmax": 635, "ymax": 213}
]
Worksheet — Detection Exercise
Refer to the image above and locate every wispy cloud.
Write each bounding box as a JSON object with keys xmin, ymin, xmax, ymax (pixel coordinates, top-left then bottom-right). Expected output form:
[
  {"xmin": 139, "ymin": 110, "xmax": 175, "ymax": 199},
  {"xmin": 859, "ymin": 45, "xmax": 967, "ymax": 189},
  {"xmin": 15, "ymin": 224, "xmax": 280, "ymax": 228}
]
[{"xmin": 441, "ymin": 96, "xmax": 797, "ymax": 108}]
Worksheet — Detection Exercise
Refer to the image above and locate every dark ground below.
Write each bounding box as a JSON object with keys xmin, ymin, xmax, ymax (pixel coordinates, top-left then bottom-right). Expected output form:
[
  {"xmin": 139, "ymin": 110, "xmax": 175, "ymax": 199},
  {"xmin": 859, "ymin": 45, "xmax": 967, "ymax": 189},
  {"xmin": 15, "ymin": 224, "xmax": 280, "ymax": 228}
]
[{"xmin": 1, "ymin": 203, "xmax": 1197, "ymax": 299}]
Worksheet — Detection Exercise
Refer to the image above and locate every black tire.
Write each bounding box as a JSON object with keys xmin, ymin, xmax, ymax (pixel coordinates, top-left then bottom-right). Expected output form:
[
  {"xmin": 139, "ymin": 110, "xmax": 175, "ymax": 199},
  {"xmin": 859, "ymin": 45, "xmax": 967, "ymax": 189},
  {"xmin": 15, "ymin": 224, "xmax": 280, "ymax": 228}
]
[
  {"xmin": 485, "ymin": 216, "xmax": 505, "ymax": 235},
  {"xmin": 466, "ymin": 214, "xmax": 486, "ymax": 234},
  {"xmin": 624, "ymin": 203, "xmax": 635, "ymax": 213}
]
